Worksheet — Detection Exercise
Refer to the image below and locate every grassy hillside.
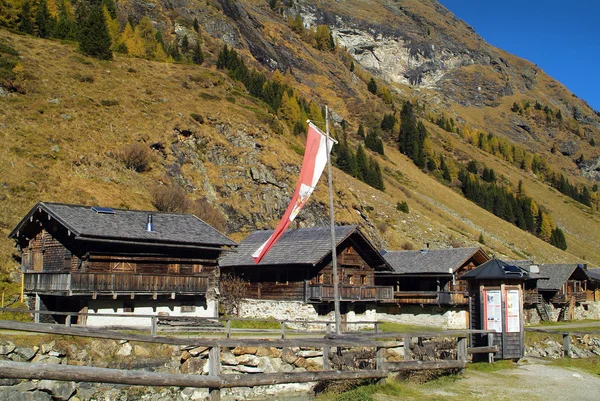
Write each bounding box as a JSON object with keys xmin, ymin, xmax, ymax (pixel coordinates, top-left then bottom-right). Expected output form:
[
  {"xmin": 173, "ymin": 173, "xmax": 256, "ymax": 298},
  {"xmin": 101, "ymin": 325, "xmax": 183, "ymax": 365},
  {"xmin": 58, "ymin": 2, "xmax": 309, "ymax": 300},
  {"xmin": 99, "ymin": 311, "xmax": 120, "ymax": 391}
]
[{"xmin": 1, "ymin": 0, "xmax": 599, "ymax": 295}]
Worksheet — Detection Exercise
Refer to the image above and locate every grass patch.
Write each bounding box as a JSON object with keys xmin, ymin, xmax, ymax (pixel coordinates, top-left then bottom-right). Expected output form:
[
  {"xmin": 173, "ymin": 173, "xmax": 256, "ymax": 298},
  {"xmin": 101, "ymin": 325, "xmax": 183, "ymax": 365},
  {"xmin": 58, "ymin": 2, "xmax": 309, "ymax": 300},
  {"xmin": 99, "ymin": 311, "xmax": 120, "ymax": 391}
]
[
  {"xmin": 378, "ymin": 321, "xmax": 442, "ymax": 333},
  {"xmin": 548, "ymin": 356, "xmax": 600, "ymax": 375},
  {"xmin": 227, "ymin": 319, "xmax": 281, "ymax": 330},
  {"xmin": 467, "ymin": 359, "xmax": 516, "ymax": 373}
]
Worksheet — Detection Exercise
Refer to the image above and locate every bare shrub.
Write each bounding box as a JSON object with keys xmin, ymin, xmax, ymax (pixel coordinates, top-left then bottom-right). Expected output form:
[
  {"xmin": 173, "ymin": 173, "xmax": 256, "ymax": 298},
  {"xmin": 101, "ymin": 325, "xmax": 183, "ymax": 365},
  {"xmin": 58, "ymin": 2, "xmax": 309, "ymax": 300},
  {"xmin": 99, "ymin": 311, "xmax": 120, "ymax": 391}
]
[
  {"xmin": 150, "ymin": 184, "xmax": 190, "ymax": 213},
  {"xmin": 401, "ymin": 241, "xmax": 415, "ymax": 250},
  {"xmin": 376, "ymin": 221, "xmax": 388, "ymax": 234},
  {"xmin": 219, "ymin": 272, "xmax": 247, "ymax": 317},
  {"xmin": 119, "ymin": 143, "xmax": 152, "ymax": 172},
  {"xmin": 190, "ymin": 198, "xmax": 227, "ymax": 233}
]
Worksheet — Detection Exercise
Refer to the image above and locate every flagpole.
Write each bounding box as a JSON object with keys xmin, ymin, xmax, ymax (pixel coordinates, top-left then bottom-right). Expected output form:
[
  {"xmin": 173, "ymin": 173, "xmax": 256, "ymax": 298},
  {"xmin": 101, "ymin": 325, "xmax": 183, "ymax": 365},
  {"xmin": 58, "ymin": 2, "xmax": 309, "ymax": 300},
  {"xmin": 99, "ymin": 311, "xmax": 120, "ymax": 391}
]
[{"xmin": 325, "ymin": 106, "xmax": 341, "ymax": 335}]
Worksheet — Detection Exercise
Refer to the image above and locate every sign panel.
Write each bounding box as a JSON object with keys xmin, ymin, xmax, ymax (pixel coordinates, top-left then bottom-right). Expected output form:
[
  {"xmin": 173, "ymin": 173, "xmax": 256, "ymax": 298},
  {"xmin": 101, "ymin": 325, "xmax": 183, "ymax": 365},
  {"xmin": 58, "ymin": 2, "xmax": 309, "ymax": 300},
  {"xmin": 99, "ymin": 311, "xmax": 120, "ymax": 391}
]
[
  {"xmin": 505, "ymin": 289, "xmax": 520, "ymax": 333},
  {"xmin": 484, "ymin": 289, "xmax": 502, "ymax": 332}
]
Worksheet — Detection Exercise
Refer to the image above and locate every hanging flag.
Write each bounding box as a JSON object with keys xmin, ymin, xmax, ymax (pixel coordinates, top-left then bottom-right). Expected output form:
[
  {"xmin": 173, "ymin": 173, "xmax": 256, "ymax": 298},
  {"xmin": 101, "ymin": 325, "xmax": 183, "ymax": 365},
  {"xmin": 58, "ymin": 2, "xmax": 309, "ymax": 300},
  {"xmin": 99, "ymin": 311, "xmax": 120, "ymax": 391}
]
[{"xmin": 252, "ymin": 122, "xmax": 335, "ymax": 264}]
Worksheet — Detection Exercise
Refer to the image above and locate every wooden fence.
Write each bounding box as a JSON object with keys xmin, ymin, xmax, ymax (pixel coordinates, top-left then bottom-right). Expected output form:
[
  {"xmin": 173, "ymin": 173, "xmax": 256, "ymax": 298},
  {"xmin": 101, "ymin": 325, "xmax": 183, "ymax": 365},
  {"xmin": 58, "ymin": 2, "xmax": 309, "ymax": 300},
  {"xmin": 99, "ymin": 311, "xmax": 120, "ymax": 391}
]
[{"xmin": 0, "ymin": 318, "xmax": 497, "ymax": 401}]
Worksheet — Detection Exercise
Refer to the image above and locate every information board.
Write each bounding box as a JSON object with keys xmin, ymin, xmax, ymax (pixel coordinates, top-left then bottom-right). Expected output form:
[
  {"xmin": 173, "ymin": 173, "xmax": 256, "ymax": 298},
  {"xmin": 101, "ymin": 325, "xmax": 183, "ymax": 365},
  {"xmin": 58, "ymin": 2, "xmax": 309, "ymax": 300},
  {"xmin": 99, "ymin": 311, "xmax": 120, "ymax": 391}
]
[
  {"xmin": 505, "ymin": 289, "xmax": 520, "ymax": 333},
  {"xmin": 484, "ymin": 289, "xmax": 502, "ymax": 332}
]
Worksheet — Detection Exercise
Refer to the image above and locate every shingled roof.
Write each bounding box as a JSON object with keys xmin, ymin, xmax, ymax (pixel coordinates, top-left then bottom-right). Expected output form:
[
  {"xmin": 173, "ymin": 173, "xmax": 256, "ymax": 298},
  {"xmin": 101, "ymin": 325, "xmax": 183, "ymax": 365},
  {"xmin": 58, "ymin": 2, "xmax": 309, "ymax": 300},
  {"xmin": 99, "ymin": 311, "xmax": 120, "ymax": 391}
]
[
  {"xmin": 381, "ymin": 247, "xmax": 489, "ymax": 275},
  {"xmin": 537, "ymin": 264, "xmax": 585, "ymax": 291},
  {"xmin": 219, "ymin": 225, "xmax": 390, "ymax": 269},
  {"xmin": 9, "ymin": 202, "xmax": 236, "ymax": 249},
  {"xmin": 460, "ymin": 259, "xmax": 530, "ymax": 281},
  {"xmin": 587, "ymin": 268, "xmax": 600, "ymax": 282}
]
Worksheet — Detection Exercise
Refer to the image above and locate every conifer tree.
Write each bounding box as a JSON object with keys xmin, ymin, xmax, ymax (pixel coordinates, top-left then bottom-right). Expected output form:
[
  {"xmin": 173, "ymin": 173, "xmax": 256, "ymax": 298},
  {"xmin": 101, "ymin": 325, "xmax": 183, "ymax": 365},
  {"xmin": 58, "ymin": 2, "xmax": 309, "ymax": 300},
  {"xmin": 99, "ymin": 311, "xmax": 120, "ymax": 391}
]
[
  {"xmin": 365, "ymin": 130, "xmax": 384, "ymax": 155},
  {"xmin": 367, "ymin": 77, "xmax": 377, "ymax": 94},
  {"xmin": 18, "ymin": 0, "xmax": 35, "ymax": 34},
  {"xmin": 193, "ymin": 17, "xmax": 200, "ymax": 32},
  {"xmin": 181, "ymin": 34, "xmax": 189, "ymax": 54},
  {"xmin": 550, "ymin": 227, "xmax": 567, "ymax": 250},
  {"xmin": 78, "ymin": 4, "xmax": 112, "ymax": 60},
  {"xmin": 35, "ymin": 0, "xmax": 54, "ymax": 38},
  {"xmin": 54, "ymin": 0, "xmax": 75, "ymax": 39},
  {"xmin": 355, "ymin": 144, "xmax": 367, "ymax": 181},
  {"xmin": 357, "ymin": 123, "xmax": 365, "ymax": 139}
]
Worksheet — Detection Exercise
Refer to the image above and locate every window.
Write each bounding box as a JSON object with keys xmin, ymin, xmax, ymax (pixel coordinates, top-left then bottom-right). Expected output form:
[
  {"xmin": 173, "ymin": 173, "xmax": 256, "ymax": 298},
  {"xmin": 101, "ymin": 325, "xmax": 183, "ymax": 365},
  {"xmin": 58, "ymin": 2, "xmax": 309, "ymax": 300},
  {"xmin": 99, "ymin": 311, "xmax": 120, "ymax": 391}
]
[
  {"xmin": 347, "ymin": 275, "xmax": 355, "ymax": 285},
  {"xmin": 181, "ymin": 305, "xmax": 196, "ymax": 313},
  {"xmin": 316, "ymin": 273, "xmax": 324, "ymax": 284},
  {"xmin": 360, "ymin": 275, "xmax": 367, "ymax": 285},
  {"xmin": 123, "ymin": 302, "xmax": 134, "ymax": 313},
  {"xmin": 276, "ymin": 270, "xmax": 288, "ymax": 285}
]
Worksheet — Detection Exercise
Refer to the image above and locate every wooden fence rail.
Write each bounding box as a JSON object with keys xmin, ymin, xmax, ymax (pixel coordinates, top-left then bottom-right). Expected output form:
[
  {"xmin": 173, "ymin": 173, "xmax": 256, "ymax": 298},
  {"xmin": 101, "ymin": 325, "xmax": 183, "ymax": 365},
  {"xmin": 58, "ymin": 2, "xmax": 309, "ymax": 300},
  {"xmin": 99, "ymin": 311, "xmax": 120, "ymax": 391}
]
[{"xmin": 0, "ymin": 319, "xmax": 499, "ymax": 401}]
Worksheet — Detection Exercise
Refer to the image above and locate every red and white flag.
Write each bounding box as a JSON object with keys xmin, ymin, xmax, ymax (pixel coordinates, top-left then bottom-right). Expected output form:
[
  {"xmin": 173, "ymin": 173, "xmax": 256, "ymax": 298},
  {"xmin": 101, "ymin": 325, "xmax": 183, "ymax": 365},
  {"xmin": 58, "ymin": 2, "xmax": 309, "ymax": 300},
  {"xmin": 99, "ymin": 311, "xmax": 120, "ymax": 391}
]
[{"xmin": 252, "ymin": 122, "xmax": 335, "ymax": 264}]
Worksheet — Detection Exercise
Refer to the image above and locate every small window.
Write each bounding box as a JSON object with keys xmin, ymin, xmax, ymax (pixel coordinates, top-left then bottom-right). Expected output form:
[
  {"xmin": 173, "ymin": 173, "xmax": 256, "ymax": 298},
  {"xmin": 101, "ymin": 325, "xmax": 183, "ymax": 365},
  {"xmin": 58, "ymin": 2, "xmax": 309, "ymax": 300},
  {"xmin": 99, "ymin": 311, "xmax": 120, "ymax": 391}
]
[
  {"xmin": 316, "ymin": 273, "xmax": 324, "ymax": 284},
  {"xmin": 276, "ymin": 271, "xmax": 288, "ymax": 285},
  {"xmin": 181, "ymin": 305, "xmax": 196, "ymax": 313},
  {"xmin": 123, "ymin": 302, "xmax": 134, "ymax": 313},
  {"xmin": 347, "ymin": 275, "xmax": 355, "ymax": 285},
  {"xmin": 360, "ymin": 275, "xmax": 367, "ymax": 285}
]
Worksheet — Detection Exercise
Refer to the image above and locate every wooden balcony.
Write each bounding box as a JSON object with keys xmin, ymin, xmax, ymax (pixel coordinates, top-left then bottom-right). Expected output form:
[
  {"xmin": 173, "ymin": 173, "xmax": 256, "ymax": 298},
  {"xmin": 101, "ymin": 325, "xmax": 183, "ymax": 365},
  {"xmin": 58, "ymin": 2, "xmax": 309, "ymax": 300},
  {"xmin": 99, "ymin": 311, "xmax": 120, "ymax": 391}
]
[
  {"xmin": 550, "ymin": 291, "xmax": 587, "ymax": 304},
  {"xmin": 308, "ymin": 284, "xmax": 393, "ymax": 301},
  {"xmin": 392, "ymin": 291, "xmax": 468, "ymax": 305},
  {"xmin": 23, "ymin": 271, "xmax": 209, "ymax": 295}
]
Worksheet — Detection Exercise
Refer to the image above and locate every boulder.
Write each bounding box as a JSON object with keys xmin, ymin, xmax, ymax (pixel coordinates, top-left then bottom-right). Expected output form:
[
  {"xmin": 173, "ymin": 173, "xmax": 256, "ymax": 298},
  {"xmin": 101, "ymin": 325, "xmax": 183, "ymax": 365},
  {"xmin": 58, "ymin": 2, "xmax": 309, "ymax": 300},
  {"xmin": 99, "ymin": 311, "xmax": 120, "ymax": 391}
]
[
  {"xmin": 37, "ymin": 380, "xmax": 77, "ymax": 401},
  {"xmin": 116, "ymin": 342, "xmax": 132, "ymax": 357},
  {"xmin": 0, "ymin": 341, "xmax": 16, "ymax": 355},
  {"xmin": 232, "ymin": 346, "xmax": 258, "ymax": 355},
  {"xmin": 236, "ymin": 354, "xmax": 260, "ymax": 366},
  {"xmin": 0, "ymin": 390, "xmax": 52, "ymax": 401},
  {"xmin": 188, "ymin": 346, "xmax": 209, "ymax": 357},
  {"xmin": 180, "ymin": 357, "xmax": 207, "ymax": 375},
  {"xmin": 180, "ymin": 387, "xmax": 209, "ymax": 401},
  {"xmin": 221, "ymin": 350, "xmax": 239, "ymax": 366},
  {"xmin": 281, "ymin": 347, "xmax": 298, "ymax": 365},
  {"xmin": 14, "ymin": 346, "xmax": 38, "ymax": 361},
  {"xmin": 133, "ymin": 344, "xmax": 151, "ymax": 357},
  {"xmin": 297, "ymin": 350, "xmax": 323, "ymax": 358}
]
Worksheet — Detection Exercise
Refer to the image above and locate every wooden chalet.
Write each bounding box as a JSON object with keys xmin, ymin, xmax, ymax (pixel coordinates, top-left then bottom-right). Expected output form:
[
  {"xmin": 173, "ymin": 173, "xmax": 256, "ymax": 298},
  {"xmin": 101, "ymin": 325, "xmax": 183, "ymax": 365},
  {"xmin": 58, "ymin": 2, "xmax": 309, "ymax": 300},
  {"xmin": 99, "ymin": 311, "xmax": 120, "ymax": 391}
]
[
  {"xmin": 9, "ymin": 202, "xmax": 236, "ymax": 326},
  {"xmin": 587, "ymin": 268, "xmax": 600, "ymax": 301},
  {"xmin": 219, "ymin": 225, "xmax": 394, "ymax": 313},
  {"xmin": 375, "ymin": 247, "xmax": 490, "ymax": 306},
  {"xmin": 537, "ymin": 264, "xmax": 590, "ymax": 305}
]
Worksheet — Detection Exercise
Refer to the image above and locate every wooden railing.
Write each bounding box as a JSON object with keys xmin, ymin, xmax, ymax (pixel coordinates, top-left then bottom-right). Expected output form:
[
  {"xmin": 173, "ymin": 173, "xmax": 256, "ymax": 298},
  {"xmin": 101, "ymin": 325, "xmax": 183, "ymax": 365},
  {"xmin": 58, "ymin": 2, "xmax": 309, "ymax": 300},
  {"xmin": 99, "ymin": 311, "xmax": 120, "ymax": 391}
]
[
  {"xmin": 308, "ymin": 285, "xmax": 393, "ymax": 301},
  {"xmin": 392, "ymin": 291, "xmax": 468, "ymax": 305},
  {"xmin": 23, "ymin": 272, "xmax": 209, "ymax": 294},
  {"xmin": 550, "ymin": 291, "xmax": 587, "ymax": 304}
]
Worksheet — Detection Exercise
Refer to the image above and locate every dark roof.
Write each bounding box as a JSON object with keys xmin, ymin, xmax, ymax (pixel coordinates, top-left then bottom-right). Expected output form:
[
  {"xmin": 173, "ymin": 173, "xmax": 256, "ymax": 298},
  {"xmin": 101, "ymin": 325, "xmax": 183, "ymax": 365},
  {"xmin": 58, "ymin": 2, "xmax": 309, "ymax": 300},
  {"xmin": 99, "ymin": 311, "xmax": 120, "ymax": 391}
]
[
  {"xmin": 460, "ymin": 259, "xmax": 530, "ymax": 281},
  {"xmin": 381, "ymin": 247, "xmax": 488, "ymax": 275},
  {"xmin": 9, "ymin": 202, "xmax": 236, "ymax": 248},
  {"xmin": 219, "ymin": 225, "xmax": 390, "ymax": 270},
  {"xmin": 537, "ymin": 264, "xmax": 582, "ymax": 291},
  {"xmin": 587, "ymin": 268, "xmax": 600, "ymax": 282}
]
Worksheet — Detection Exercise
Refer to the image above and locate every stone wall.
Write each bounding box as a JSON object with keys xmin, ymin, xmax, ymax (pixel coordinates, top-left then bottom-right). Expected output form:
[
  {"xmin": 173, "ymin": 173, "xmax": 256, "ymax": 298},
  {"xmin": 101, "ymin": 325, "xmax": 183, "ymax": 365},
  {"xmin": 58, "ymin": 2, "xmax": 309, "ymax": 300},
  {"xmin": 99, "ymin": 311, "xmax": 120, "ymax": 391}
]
[
  {"xmin": 377, "ymin": 305, "xmax": 469, "ymax": 329},
  {"xmin": 525, "ymin": 301, "xmax": 600, "ymax": 325},
  {"xmin": 239, "ymin": 299, "xmax": 378, "ymax": 330},
  {"xmin": 0, "ymin": 337, "xmax": 407, "ymax": 401}
]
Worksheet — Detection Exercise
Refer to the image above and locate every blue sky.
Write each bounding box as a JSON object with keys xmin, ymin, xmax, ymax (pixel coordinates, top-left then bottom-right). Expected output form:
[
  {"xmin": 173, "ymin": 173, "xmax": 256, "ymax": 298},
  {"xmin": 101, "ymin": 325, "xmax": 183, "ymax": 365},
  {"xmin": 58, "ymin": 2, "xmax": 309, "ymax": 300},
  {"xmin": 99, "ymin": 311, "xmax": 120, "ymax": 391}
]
[{"xmin": 438, "ymin": 0, "xmax": 600, "ymax": 112}]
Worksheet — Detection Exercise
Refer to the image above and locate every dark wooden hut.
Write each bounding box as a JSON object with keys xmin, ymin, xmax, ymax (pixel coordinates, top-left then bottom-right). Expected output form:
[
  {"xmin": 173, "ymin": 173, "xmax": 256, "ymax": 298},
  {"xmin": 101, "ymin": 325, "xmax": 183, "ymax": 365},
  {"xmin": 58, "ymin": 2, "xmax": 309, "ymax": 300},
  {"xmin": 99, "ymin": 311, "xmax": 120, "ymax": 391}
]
[
  {"xmin": 375, "ymin": 247, "xmax": 490, "ymax": 306},
  {"xmin": 9, "ymin": 202, "xmax": 236, "ymax": 326},
  {"xmin": 219, "ymin": 225, "xmax": 394, "ymax": 316},
  {"xmin": 461, "ymin": 259, "xmax": 531, "ymax": 360}
]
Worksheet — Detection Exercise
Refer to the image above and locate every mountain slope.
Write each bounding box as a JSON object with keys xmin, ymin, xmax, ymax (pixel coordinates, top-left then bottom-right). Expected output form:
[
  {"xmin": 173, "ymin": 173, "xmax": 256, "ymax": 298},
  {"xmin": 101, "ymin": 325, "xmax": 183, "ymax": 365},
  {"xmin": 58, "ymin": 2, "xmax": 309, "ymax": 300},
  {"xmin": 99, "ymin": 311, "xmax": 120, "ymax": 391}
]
[{"xmin": 0, "ymin": 0, "xmax": 599, "ymax": 278}]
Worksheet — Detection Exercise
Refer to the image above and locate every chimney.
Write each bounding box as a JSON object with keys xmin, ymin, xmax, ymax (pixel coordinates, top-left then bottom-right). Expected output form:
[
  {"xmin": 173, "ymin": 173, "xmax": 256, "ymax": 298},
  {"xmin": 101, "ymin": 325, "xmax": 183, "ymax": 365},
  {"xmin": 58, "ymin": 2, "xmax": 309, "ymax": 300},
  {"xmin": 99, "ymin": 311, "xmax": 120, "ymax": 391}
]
[{"xmin": 146, "ymin": 214, "xmax": 154, "ymax": 232}]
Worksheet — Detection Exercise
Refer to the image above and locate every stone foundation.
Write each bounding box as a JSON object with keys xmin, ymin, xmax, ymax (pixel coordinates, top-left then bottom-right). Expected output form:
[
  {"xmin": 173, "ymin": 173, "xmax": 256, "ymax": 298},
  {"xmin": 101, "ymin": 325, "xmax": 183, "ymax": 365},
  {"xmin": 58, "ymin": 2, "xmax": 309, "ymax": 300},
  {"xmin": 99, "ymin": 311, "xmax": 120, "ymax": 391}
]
[
  {"xmin": 377, "ymin": 305, "xmax": 468, "ymax": 329},
  {"xmin": 239, "ymin": 299, "xmax": 377, "ymax": 330}
]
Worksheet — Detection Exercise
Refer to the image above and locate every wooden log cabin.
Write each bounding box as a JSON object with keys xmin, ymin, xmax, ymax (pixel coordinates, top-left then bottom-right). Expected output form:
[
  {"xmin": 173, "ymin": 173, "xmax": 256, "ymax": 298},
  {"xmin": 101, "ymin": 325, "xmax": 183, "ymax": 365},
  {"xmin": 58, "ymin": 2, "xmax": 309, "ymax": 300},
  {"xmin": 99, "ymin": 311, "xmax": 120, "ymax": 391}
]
[
  {"xmin": 535, "ymin": 264, "xmax": 591, "ymax": 320},
  {"xmin": 587, "ymin": 268, "xmax": 600, "ymax": 301},
  {"xmin": 375, "ymin": 247, "xmax": 490, "ymax": 306},
  {"xmin": 219, "ymin": 225, "xmax": 394, "ymax": 319},
  {"xmin": 9, "ymin": 202, "xmax": 237, "ymax": 327}
]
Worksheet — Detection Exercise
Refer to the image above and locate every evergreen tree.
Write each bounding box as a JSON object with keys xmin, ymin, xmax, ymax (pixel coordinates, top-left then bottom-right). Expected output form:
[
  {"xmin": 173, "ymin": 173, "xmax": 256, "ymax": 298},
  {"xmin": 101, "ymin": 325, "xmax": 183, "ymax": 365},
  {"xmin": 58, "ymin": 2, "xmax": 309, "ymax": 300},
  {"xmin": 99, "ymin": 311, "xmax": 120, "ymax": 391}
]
[
  {"xmin": 78, "ymin": 4, "xmax": 112, "ymax": 60},
  {"xmin": 381, "ymin": 113, "xmax": 395, "ymax": 131},
  {"xmin": 478, "ymin": 232, "xmax": 485, "ymax": 245},
  {"xmin": 101, "ymin": 0, "xmax": 116, "ymax": 18},
  {"xmin": 355, "ymin": 144, "xmax": 367, "ymax": 181},
  {"xmin": 365, "ymin": 130, "xmax": 384, "ymax": 155},
  {"xmin": 467, "ymin": 160, "xmax": 478, "ymax": 174},
  {"xmin": 357, "ymin": 123, "xmax": 365, "ymax": 139},
  {"xmin": 367, "ymin": 77, "xmax": 377, "ymax": 94},
  {"xmin": 17, "ymin": 0, "xmax": 35, "ymax": 34},
  {"xmin": 193, "ymin": 17, "xmax": 200, "ymax": 32},
  {"xmin": 35, "ymin": 0, "xmax": 54, "ymax": 38},
  {"xmin": 399, "ymin": 101, "xmax": 417, "ymax": 156},
  {"xmin": 550, "ymin": 227, "xmax": 567, "ymax": 250},
  {"xmin": 192, "ymin": 41, "xmax": 204, "ymax": 64},
  {"xmin": 397, "ymin": 201, "xmax": 409, "ymax": 213},
  {"xmin": 180, "ymin": 34, "xmax": 189, "ymax": 54}
]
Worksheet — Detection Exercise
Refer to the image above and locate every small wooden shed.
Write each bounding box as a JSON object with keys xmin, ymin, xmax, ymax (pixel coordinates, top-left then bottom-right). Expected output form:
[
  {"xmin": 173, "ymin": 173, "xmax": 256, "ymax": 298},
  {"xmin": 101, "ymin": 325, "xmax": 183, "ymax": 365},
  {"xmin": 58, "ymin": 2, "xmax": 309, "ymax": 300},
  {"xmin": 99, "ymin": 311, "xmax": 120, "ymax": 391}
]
[{"xmin": 461, "ymin": 259, "xmax": 531, "ymax": 360}]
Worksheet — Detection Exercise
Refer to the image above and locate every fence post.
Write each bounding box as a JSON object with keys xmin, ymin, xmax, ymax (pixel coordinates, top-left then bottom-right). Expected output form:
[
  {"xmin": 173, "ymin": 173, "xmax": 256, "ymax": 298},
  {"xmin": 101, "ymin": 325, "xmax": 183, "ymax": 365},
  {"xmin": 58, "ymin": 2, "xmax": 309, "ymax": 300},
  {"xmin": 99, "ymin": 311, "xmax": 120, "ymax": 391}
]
[
  {"xmin": 34, "ymin": 294, "xmax": 40, "ymax": 324},
  {"xmin": 457, "ymin": 336, "xmax": 467, "ymax": 362},
  {"xmin": 208, "ymin": 346, "xmax": 221, "ymax": 401},
  {"xmin": 151, "ymin": 316, "xmax": 157, "ymax": 337},
  {"xmin": 376, "ymin": 346, "xmax": 386, "ymax": 372},
  {"xmin": 322, "ymin": 345, "xmax": 331, "ymax": 371},
  {"xmin": 226, "ymin": 319, "xmax": 231, "ymax": 339},
  {"xmin": 487, "ymin": 332, "xmax": 494, "ymax": 363},
  {"xmin": 374, "ymin": 321, "xmax": 379, "ymax": 334},
  {"xmin": 403, "ymin": 336, "xmax": 411, "ymax": 361},
  {"xmin": 65, "ymin": 315, "xmax": 71, "ymax": 328},
  {"xmin": 280, "ymin": 321, "xmax": 286, "ymax": 339},
  {"xmin": 562, "ymin": 333, "xmax": 571, "ymax": 358}
]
